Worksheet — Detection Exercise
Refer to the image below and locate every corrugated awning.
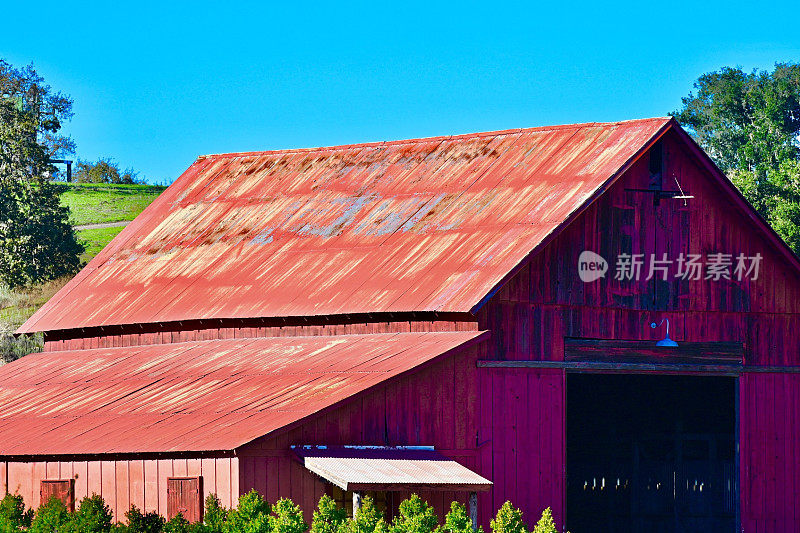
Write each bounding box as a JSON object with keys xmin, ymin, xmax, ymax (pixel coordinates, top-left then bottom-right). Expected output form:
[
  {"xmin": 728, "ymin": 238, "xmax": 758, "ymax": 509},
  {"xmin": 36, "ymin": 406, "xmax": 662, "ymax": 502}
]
[{"xmin": 293, "ymin": 446, "xmax": 492, "ymax": 492}]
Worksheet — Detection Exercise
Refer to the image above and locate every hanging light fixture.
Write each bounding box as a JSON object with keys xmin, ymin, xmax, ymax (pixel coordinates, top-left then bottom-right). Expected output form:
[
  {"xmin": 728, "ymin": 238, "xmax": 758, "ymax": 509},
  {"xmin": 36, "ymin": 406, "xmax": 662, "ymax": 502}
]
[{"xmin": 650, "ymin": 318, "xmax": 678, "ymax": 347}]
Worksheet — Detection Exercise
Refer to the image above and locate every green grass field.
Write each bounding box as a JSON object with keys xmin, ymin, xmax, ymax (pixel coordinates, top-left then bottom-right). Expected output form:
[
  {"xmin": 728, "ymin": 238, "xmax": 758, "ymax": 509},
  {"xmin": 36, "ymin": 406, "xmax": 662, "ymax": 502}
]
[
  {"xmin": 77, "ymin": 225, "xmax": 127, "ymax": 263},
  {"xmin": 1, "ymin": 183, "xmax": 166, "ymax": 336},
  {"xmin": 61, "ymin": 182, "xmax": 166, "ymax": 226}
]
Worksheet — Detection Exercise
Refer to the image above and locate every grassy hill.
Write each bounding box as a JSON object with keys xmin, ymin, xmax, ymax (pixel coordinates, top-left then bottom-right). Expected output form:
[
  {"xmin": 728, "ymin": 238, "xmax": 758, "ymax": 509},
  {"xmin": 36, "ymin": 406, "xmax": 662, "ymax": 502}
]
[
  {"xmin": 0, "ymin": 183, "xmax": 166, "ymax": 338},
  {"xmin": 63, "ymin": 183, "xmax": 166, "ymax": 263}
]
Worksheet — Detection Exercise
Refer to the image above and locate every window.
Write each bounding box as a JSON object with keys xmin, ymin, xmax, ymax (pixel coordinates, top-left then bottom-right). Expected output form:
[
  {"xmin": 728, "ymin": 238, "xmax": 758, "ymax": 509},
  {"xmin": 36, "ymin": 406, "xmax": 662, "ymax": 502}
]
[
  {"xmin": 40, "ymin": 479, "xmax": 75, "ymax": 512},
  {"xmin": 167, "ymin": 477, "xmax": 203, "ymax": 522}
]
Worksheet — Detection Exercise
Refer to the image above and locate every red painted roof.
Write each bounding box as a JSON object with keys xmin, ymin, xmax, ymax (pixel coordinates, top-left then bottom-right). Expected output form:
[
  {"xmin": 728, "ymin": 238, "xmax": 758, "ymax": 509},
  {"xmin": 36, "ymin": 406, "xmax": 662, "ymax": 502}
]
[
  {"xmin": 0, "ymin": 331, "xmax": 485, "ymax": 454},
  {"xmin": 19, "ymin": 118, "xmax": 671, "ymax": 334}
]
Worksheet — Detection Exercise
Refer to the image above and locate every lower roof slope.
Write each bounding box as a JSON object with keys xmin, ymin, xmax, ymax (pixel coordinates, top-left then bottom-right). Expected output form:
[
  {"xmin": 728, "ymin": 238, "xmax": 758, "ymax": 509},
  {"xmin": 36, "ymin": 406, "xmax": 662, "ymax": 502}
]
[
  {"xmin": 0, "ymin": 331, "xmax": 485, "ymax": 455},
  {"xmin": 19, "ymin": 118, "xmax": 671, "ymax": 333}
]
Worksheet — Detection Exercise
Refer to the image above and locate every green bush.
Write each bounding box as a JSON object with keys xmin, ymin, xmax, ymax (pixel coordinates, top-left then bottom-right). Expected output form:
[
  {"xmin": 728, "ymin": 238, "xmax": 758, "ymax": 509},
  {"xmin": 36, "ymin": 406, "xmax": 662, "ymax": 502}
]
[
  {"xmin": 204, "ymin": 494, "xmax": 228, "ymax": 533},
  {"xmin": 310, "ymin": 495, "xmax": 346, "ymax": 533},
  {"xmin": 440, "ymin": 502, "xmax": 482, "ymax": 533},
  {"xmin": 268, "ymin": 499, "xmax": 307, "ymax": 533},
  {"xmin": 0, "ymin": 494, "xmax": 33, "ymax": 530},
  {"xmin": 490, "ymin": 502, "xmax": 527, "ymax": 533},
  {"xmin": 28, "ymin": 497, "xmax": 71, "ymax": 533},
  {"xmin": 124, "ymin": 505, "xmax": 165, "ymax": 533},
  {"xmin": 222, "ymin": 490, "xmax": 270, "ymax": 533},
  {"xmin": 12, "ymin": 485, "xmax": 565, "ymax": 533},
  {"xmin": 69, "ymin": 494, "xmax": 113, "ymax": 532},
  {"xmin": 388, "ymin": 495, "xmax": 437, "ymax": 533},
  {"xmin": 163, "ymin": 513, "xmax": 192, "ymax": 533},
  {"xmin": 340, "ymin": 496, "xmax": 386, "ymax": 533}
]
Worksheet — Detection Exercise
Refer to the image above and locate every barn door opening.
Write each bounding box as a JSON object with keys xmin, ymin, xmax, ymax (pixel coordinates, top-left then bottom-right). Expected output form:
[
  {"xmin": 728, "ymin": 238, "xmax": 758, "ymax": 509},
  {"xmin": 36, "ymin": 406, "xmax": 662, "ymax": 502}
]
[{"xmin": 566, "ymin": 374, "xmax": 736, "ymax": 533}]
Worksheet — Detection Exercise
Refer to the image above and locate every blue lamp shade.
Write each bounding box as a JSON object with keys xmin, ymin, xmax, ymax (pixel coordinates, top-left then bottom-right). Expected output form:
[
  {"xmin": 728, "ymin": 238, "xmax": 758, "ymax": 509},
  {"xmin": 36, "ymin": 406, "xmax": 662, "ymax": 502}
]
[
  {"xmin": 656, "ymin": 334, "xmax": 678, "ymax": 347},
  {"xmin": 650, "ymin": 319, "xmax": 679, "ymax": 347}
]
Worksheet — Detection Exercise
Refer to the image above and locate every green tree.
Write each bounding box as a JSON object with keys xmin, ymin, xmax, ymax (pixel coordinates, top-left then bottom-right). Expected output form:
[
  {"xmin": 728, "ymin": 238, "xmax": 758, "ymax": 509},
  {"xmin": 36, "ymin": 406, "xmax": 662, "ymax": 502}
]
[
  {"xmin": 530, "ymin": 508, "xmax": 557, "ymax": 533},
  {"xmin": 74, "ymin": 157, "xmax": 140, "ymax": 184},
  {"xmin": 67, "ymin": 494, "xmax": 114, "ymax": 532},
  {"xmin": 673, "ymin": 63, "xmax": 800, "ymax": 254},
  {"xmin": 204, "ymin": 494, "xmax": 228, "ymax": 533},
  {"xmin": 124, "ymin": 505, "xmax": 165, "ymax": 533},
  {"xmin": 439, "ymin": 502, "xmax": 482, "ymax": 533},
  {"xmin": 672, "ymin": 63, "xmax": 800, "ymax": 173},
  {"xmin": 310, "ymin": 495, "xmax": 347, "ymax": 533},
  {"xmin": 269, "ymin": 498, "xmax": 308, "ymax": 533},
  {"xmin": 489, "ymin": 502, "xmax": 527, "ymax": 533},
  {"xmin": 28, "ymin": 497, "xmax": 71, "ymax": 533},
  {"xmin": 388, "ymin": 495, "xmax": 438, "ymax": 533},
  {"xmin": 0, "ymin": 58, "xmax": 83, "ymax": 288},
  {"xmin": 222, "ymin": 490, "xmax": 271, "ymax": 533},
  {"xmin": 340, "ymin": 497, "xmax": 387, "ymax": 533},
  {"xmin": 0, "ymin": 493, "xmax": 33, "ymax": 530}
]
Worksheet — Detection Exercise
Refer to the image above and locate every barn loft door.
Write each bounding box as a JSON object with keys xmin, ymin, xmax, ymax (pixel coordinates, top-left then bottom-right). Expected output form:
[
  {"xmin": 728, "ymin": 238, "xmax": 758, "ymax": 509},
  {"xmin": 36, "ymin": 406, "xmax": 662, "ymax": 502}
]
[
  {"xmin": 167, "ymin": 477, "xmax": 203, "ymax": 522},
  {"xmin": 40, "ymin": 479, "xmax": 75, "ymax": 512}
]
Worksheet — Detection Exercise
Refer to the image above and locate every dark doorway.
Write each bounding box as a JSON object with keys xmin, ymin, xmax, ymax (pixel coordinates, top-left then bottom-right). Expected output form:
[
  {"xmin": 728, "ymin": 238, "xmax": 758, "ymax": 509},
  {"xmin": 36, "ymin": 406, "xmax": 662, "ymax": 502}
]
[{"xmin": 566, "ymin": 374, "xmax": 736, "ymax": 533}]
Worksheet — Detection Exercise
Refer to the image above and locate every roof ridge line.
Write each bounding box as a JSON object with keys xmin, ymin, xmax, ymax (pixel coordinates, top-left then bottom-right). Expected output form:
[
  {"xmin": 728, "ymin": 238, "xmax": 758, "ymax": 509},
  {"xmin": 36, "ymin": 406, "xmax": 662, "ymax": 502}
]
[{"xmin": 196, "ymin": 117, "xmax": 671, "ymax": 160}]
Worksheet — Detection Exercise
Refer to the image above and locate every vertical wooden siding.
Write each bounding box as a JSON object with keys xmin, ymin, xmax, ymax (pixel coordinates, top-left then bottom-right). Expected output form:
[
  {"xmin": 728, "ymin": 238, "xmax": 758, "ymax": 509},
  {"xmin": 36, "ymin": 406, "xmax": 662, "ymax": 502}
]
[
  {"xmin": 740, "ymin": 373, "xmax": 800, "ymax": 532},
  {"xmin": 2, "ymin": 456, "xmax": 237, "ymax": 522},
  {"xmin": 238, "ymin": 344, "xmax": 487, "ymax": 526},
  {"xmin": 477, "ymin": 129, "xmax": 800, "ymax": 530},
  {"xmin": 480, "ymin": 367, "xmax": 565, "ymax": 525}
]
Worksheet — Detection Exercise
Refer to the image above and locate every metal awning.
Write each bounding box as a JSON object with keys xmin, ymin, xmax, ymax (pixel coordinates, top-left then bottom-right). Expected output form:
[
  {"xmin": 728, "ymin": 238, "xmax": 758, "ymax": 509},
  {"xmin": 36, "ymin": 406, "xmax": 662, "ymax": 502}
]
[{"xmin": 292, "ymin": 446, "xmax": 492, "ymax": 492}]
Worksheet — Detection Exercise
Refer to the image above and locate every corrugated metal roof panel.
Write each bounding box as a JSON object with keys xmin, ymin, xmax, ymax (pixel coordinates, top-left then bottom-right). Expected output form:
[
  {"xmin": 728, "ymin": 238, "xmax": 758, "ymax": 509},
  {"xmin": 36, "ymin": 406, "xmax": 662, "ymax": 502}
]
[
  {"xmin": 19, "ymin": 118, "xmax": 671, "ymax": 334},
  {"xmin": 0, "ymin": 331, "xmax": 485, "ymax": 455},
  {"xmin": 294, "ymin": 446, "xmax": 492, "ymax": 491}
]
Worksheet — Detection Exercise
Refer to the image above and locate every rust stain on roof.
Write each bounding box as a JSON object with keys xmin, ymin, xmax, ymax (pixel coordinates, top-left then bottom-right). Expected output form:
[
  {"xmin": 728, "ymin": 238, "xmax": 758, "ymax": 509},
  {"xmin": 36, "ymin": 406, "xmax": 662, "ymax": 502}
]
[
  {"xmin": 0, "ymin": 331, "xmax": 486, "ymax": 454},
  {"xmin": 19, "ymin": 118, "xmax": 671, "ymax": 334}
]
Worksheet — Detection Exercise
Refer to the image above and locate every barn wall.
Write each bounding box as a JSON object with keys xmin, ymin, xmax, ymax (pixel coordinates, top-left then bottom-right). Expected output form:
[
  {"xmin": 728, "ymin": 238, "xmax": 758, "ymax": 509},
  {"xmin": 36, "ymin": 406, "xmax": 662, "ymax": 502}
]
[
  {"xmin": 477, "ymin": 129, "xmax": 800, "ymax": 530},
  {"xmin": 42, "ymin": 319, "xmax": 479, "ymax": 352},
  {"xmin": 237, "ymin": 344, "xmax": 492, "ymax": 526},
  {"xmin": 479, "ymin": 129, "xmax": 800, "ymax": 365},
  {"xmin": 2, "ymin": 456, "xmax": 238, "ymax": 522},
  {"xmin": 740, "ymin": 373, "xmax": 800, "ymax": 532}
]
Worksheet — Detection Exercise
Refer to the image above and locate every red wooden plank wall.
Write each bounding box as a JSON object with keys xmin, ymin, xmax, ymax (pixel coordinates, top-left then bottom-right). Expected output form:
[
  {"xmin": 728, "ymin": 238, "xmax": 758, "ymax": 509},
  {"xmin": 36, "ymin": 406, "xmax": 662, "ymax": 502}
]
[
  {"xmin": 480, "ymin": 367, "xmax": 565, "ymax": 527},
  {"xmin": 476, "ymin": 128, "xmax": 800, "ymax": 530},
  {"xmin": 42, "ymin": 319, "xmax": 479, "ymax": 352},
  {"xmin": 2, "ymin": 456, "xmax": 237, "ymax": 522},
  {"xmin": 238, "ymin": 344, "xmax": 488, "ymax": 526},
  {"xmin": 740, "ymin": 373, "xmax": 800, "ymax": 532}
]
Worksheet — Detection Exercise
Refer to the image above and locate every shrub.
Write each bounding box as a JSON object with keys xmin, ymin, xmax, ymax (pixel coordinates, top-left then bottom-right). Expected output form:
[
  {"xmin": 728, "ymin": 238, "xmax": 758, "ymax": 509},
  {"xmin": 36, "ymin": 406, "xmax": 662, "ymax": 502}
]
[
  {"xmin": 388, "ymin": 495, "xmax": 437, "ymax": 533},
  {"xmin": 340, "ymin": 496, "xmax": 387, "ymax": 533},
  {"xmin": 310, "ymin": 495, "xmax": 347, "ymax": 533},
  {"xmin": 490, "ymin": 502, "xmax": 527, "ymax": 533},
  {"xmin": 440, "ymin": 502, "xmax": 482, "ymax": 533},
  {"xmin": 29, "ymin": 497, "xmax": 71, "ymax": 533},
  {"xmin": 124, "ymin": 505, "xmax": 165, "ymax": 533},
  {"xmin": 204, "ymin": 494, "xmax": 228, "ymax": 533},
  {"xmin": 268, "ymin": 498, "xmax": 308, "ymax": 533},
  {"xmin": 69, "ymin": 494, "xmax": 113, "ymax": 532},
  {"xmin": 222, "ymin": 490, "xmax": 270, "ymax": 533},
  {"xmin": 0, "ymin": 494, "xmax": 33, "ymax": 530}
]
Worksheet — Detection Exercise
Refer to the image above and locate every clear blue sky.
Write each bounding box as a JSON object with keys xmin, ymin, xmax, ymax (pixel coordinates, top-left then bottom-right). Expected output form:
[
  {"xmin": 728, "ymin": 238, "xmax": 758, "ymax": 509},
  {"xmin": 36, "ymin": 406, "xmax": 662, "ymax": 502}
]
[{"xmin": 2, "ymin": 0, "xmax": 799, "ymax": 184}]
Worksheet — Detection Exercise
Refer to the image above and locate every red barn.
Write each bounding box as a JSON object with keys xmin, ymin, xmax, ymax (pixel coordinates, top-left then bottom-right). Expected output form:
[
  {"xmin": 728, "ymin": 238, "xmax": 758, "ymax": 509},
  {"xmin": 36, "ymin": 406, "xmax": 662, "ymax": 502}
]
[{"xmin": 2, "ymin": 117, "xmax": 799, "ymax": 532}]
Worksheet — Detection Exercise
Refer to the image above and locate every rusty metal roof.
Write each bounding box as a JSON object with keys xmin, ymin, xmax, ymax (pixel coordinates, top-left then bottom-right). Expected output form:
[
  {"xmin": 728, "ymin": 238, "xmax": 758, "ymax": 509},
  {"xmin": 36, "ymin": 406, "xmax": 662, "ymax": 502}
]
[
  {"xmin": 293, "ymin": 446, "xmax": 492, "ymax": 491},
  {"xmin": 0, "ymin": 331, "xmax": 485, "ymax": 455},
  {"xmin": 19, "ymin": 118, "xmax": 672, "ymax": 334}
]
